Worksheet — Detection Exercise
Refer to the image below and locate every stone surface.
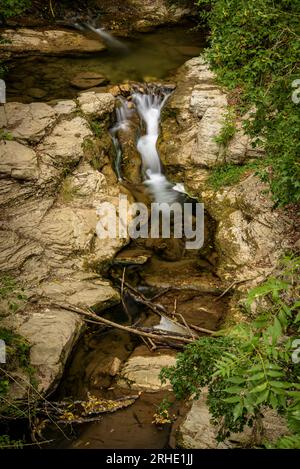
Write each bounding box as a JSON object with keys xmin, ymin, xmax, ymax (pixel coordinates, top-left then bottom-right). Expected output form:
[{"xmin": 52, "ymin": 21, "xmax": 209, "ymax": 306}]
[
  {"xmin": 118, "ymin": 346, "xmax": 176, "ymax": 391},
  {"xmin": 0, "ymin": 96, "xmax": 127, "ymax": 395},
  {"xmin": 3, "ymin": 307, "xmax": 83, "ymax": 394},
  {"xmin": 0, "ymin": 29, "xmax": 106, "ymax": 58},
  {"xmin": 0, "ymin": 102, "xmax": 56, "ymax": 142},
  {"xmin": 78, "ymin": 91, "xmax": 115, "ymax": 116},
  {"xmin": 0, "ymin": 141, "xmax": 38, "ymax": 180},
  {"xmin": 159, "ymin": 57, "xmax": 257, "ymax": 168},
  {"xmin": 177, "ymin": 391, "xmax": 289, "ymax": 449},
  {"xmin": 70, "ymin": 72, "xmax": 109, "ymax": 89}
]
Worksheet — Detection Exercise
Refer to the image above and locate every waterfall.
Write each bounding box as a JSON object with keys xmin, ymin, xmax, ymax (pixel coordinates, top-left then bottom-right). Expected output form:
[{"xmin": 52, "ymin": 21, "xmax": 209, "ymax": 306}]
[
  {"xmin": 111, "ymin": 87, "xmax": 185, "ymax": 204},
  {"xmin": 110, "ymin": 98, "xmax": 134, "ymax": 180}
]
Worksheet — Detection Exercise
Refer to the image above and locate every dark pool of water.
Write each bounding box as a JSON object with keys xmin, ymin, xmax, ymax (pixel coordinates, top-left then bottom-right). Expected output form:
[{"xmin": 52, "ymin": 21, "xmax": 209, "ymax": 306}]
[{"xmin": 5, "ymin": 25, "xmax": 205, "ymax": 103}]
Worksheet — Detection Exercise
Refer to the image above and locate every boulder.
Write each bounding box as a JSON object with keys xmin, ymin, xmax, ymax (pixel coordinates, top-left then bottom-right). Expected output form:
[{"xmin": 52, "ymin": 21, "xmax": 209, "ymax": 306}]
[
  {"xmin": 78, "ymin": 91, "xmax": 115, "ymax": 116},
  {"xmin": 0, "ymin": 95, "xmax": 127, "ymax": 396},
  {"xmin": 70, "ymin": 72, "xmax": 109, "ymax": 89},
  {"xmin": 118, "ymin": 345, "xmax": 176, "ymax": 391}
]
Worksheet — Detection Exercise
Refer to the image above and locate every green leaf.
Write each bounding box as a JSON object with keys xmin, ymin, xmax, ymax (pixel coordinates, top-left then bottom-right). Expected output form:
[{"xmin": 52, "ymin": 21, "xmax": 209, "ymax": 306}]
[{"xmin": 250, "ymin": 382, "xmax": 268, "ymax": 394}]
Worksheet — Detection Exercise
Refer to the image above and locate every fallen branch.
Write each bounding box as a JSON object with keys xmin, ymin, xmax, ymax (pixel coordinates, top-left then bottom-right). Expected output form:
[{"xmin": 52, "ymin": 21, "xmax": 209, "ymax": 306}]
[{"xmin": 50, "ymin": 301, "xmax": 194, "ymax": 345}]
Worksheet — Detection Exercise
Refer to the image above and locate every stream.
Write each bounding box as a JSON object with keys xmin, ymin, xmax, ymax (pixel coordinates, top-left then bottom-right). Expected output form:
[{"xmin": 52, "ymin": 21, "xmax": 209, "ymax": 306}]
[{"xmin": 3, "ymin": 24, "xmax": 229, "ymax": 449}]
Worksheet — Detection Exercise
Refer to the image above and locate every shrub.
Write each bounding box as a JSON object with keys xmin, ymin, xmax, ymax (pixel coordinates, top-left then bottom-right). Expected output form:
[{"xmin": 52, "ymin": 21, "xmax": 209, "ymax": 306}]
[
  {"xmin": 161, "ymin": 254, "xmax": 300, "ymax": 447},
  {"xmin": 0, "ymin": 0, "xmax": 31, "ymax": 19},
  {"xmin": 191, "ymin": 0, "xmax": 300, "ymax": 206}
]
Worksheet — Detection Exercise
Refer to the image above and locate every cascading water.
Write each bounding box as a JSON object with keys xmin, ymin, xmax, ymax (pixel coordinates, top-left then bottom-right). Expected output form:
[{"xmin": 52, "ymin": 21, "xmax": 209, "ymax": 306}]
[
  {"xmin": 113, "ymin": 86, "xmax": 184, "ymax": 205},
  {"xmin": 110, "ymin": 99, "xmax": 134, "ymax": 180}
]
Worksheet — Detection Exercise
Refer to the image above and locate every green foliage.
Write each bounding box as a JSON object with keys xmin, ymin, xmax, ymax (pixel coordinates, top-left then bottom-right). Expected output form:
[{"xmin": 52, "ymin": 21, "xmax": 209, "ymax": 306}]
[
  {"xmin": 89, "ymin": 119, "xmax": 103, "ymax": 138},
  {"xmin": 214, "ymin": 106, "xmax": 236, "ymax": 147},
  {"xmin": 208, "ymin": 161, "xmax": 260, "ymax": 190},
  {"xmin": 0, "ymin": 130, "xmax": 14, "ymax": 141},
  {"xmin": 161, "ymin": 254, "xmax": 300, "ymax": 446},
  {"xmin": 0, "ymin": 276, "xmax": 27, "ymax": 317},
  {"xmin": 0, "ymin": 0, "xmax": 31, "ymax": 19},
  {"xmin": 0, "ymin": 434, "xmax": 23, "ymax": 449},
  {"xmin": 192, "ymin": 0, "xmax": 300, "ymax": 206}
]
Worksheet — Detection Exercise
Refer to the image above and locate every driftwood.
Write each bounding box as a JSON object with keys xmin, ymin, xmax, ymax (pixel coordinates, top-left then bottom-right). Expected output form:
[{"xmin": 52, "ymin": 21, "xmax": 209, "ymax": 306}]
[
  {"xmin": 50, "ymin": 301, "xmax": 195, "ymax": 345},
  {"xmin": 117, "ymin": 278, "xmax": 215, "ymax": 335}
]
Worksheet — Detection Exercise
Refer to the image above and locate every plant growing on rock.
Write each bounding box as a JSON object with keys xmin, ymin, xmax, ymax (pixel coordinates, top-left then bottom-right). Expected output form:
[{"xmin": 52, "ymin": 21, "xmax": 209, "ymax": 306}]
[{"xmin": 160, "ymin": 254, "xmax": 300, "ymax": 447}]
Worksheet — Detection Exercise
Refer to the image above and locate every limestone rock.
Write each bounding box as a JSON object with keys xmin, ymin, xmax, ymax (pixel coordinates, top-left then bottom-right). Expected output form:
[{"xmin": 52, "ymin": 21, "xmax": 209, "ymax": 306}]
[
  {"xmin": 118, "ymin": 346, "xmax": 176, "ymax": 391},
  {"xmin": 52, "ymin": 100, "xmax": 77, "ymax": 116},
  {"xmin": 78, "ymin": 91, "xmax": 115, "ymax": 116},
  {"xmin": 3, "ymin": 308, "xmax": 83, "ymax": 394},
  {"xmin": 71, "ymin": 72, "xmax": 108, "ymax": 89},
  {"xmin": 0, "ymin": 102, "xmax": 56, "ymax": 143},
  {"xmin": 159, "ymin": 56, "xmax": 257, "ymax": 168},
  {"xmin": 0, "ymin": 29, "xmax": 106, "ymax": 57},
  {"xmin": 38, "ymin": 116, "xmax": 91, "ymax": 161},
  {"xmin": 0, "ymin": 141, "xmax": 37, "ymax": 180}
]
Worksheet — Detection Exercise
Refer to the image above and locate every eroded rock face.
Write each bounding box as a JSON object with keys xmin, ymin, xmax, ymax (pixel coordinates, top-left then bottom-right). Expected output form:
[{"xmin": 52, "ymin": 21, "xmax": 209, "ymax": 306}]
[
  {"xmin": 0, "ymin": 92, "xmax": 129, "ymax": 394},
  {"xmin": 0, "ymin": 29, "xmax": 106, "ymax": 58},
  {"xmin": 159, "ymin": 57, "xmax": 261, "ymax": 168},
  {"xmin": 160, "ymin": 56, "xmax": 290, "ymax": 284}
]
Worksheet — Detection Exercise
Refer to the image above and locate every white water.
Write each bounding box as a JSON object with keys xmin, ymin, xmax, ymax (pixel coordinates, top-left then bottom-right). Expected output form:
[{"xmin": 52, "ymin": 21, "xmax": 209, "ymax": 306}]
[
  {"xmin": 132, "ymin": 90, "xmax": 181, "ymax": 204},
  {"xmin": 112, "ymin": 87, "xmax": 187, "ymax": 204},
  {"xmin": 84, "ymin": 23, "xmax": 128, "ymax": 51}
]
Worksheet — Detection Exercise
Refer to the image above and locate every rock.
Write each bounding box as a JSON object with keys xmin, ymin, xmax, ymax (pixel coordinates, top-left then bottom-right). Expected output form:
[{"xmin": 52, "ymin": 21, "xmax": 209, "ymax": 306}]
[
  {"xmin": 78, "ymin": 91, "xmax": 115, "ymax": 116},
  {"xmin": 3, "ymin": 307, "xmax": 83, "ymax": 394},
  {"xmin": 109, "ymin": 357, "xmax": 122, "ymax": 377},
  {"xmin": 52, "ymin": 100, "xmax": 77, "ymax": 116},
  {"xmin": 159, "ymin": 56, "xmax": 256, "ymax": 168},
  {"xmin": 27, "ymin": 88, "xmax": 47, "ymax": 99},
  {"xmin": 70, "ymin": 72, "xmax": 109, "ymax": 89},
  {"xmin": 0, "ymin": 29, "xmax": 106, "ymax": 58},
  {"xmin": 0, "ymin": 141, "xmax": 37, "ymax": 180},
  {"xmin": 118, "ymin": 346, "xmax": 176, "ymax": 391},
  {"xmin": 129, "ymin": 0, "xmax": 192, "ymax": 29},
  {"xmin": 176, "ymin": 391, "xmax": 289, "ymax": 449},
  {"xmin": 36, "ymin": 273, "xmax": 120, "ymax": 312},
  {"xmin": 202, "ymin": 175, "xmax": 288, "ymax": 281},
  {"xmin": 0, "ymin": 102, "xmax": 56, "ymax": 143},
  {"xmin": 0, "ymin": 96, "xmax": 129, "ymax": 396},
  {"xmin": 38, "ymin": 115, "xmax": 91, "ymax": 161}
]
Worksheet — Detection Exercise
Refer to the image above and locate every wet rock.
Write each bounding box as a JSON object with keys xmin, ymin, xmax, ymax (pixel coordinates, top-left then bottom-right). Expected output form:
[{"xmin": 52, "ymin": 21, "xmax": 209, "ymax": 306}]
[
  {"xmin": 78, "ymin": 91, "xmax": 115, "ymax": 116},
  {"xmin": 129, "ymin": 0, "xmax": 192, "ymax": 30},
  {"xmin": 176, "ymin": 391, "xmax": 289, "ymax": 449},
  {"xmin": 70, "ymin": 72, "xmax": 109, "ymax": 90},
  {"xmin": 118, "ymin": 346, "xmax": 177, "ymax": 391},
  {"xmin": 0, "ymin": 29, "xmax": 106, "ymax": 58},
  {"xmin": 27, "ymin": 87, "xmax": 48, "ymax": 99}
]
